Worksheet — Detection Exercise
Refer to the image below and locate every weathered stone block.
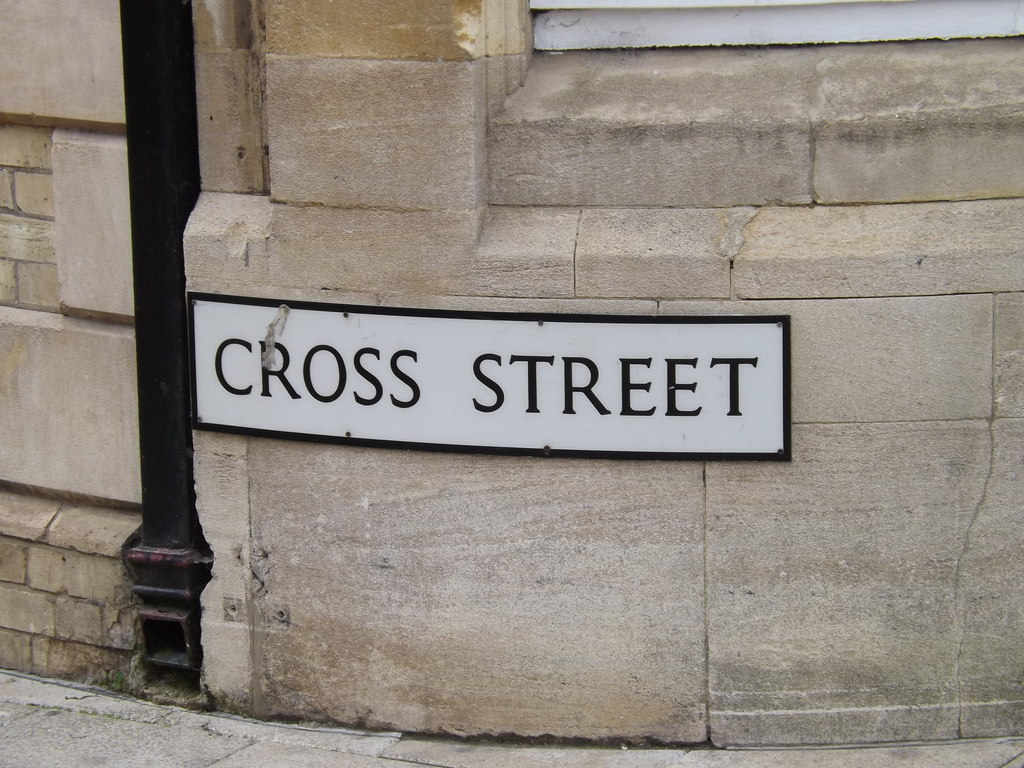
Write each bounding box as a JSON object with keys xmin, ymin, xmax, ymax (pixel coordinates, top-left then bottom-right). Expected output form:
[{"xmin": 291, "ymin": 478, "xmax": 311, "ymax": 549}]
[
  {"xmin": 102, "ymin": 604, "xmax": 137, "ymax": 650},
  {"xmin": 734, "ymin": 199, "xmax": 1024, "ymax": 299},
  {"xmin": 0, "ymin": 215, "xmax": 54, "ymax": 263},
  {"xmin": 957, "ymin": 418, "xmax": 1024, "ymax": 738},
  {"xmin": 0, "ymin": 0, "xmax": 124, "ymax": 125},
  {"xmin": 0, "ymin": 307, "xmax": 140, "ymax": 503},
  {"xmin": 0, "ymin": 627, "xmax": 31, "ymax": 670},
  {"xmin": 193, "ymin": 0, "xmax": 256, "ymax": 51},
  {"xmin": 13, "ymin": 172, "xmax": 53, "ymax": 218},
  {"xmin": 51, "ymin": 130, "xmax": 133, "ymax": 318},
  {"xmin": 245, "ymin": 442, "xmax": 706, "ymax": 742},
  {"xmin": 27, "ymin": 548, "xmax": 129, "ymax": 604},
  {"xmin": 46, "ymin": 505, "xmax": 140, "ymax": 558},
  {"xmin": 0, "ymin": 538, "xmax": 28, "ymax": 583},
  {"xmin": 1, "ymin": 587, "xmax": 54, "ymax": 635},
  {"xmin": 0, "ymin": 493, "xmax": 60, "ymax": 542},
  {"xmin": 996, "ymin": 293, "xmax": 1024, "ymax": 419},
  {"xmin": 266, "ymin": 56, "xmax": 485, "ymax": 209},
  {"xmin": 489, "ymin": 49, "xmax": 813, "ymax": 207},
  {"xmin": 266, "ymin": 0, "xmax": 482, "ymax": 60},
  {"xmin": 660, "ymin": 294, "xmax": 992, "ymax": 424},
  {"xmin": 195, "ymin": 50, "xmax": 265, "ymax": 194},
  {"xmin": 199, "ymin": 619, "xmax": 252, "ymax": 713},
  {"xmin": 16, "ymin": 262, "xmax": 59, "ymax": 310},
  {"xmin": 0, "ymin": 259, "xmax": 15, "ymax": 303},
  {"xmin": 0, "ymin": 125, "xmax": 51, "ymax": 169},
  {"xmin": 184, "ymin": 192, "xmax": 271, "ymax": 291},
  {"xmin": 0, "ymin": 170, "xmax": 13, "ymax": 209},
  {"xmin": 814, "ymin": 109, "xmax": 1024, "ymax": 204},
  {"xmin": 706, "ymin": 420, "xmax": 991, "ymax": 746},
  {"xmin": 462, "ymin": 207, "xmax": 577, "ymax": 298},
  {"xmin": 30, "ymin": 636, "xmax": 132, "ymax": 682},
  {"xmin": 55, "ymin": 596, "xmax": 104, "ymax": 645},
  {"xmin": 575, "ymin": 208, "xmax": 730, "ymax": 299},
  {"xmin": 267, "ymin": 204, "xmax": 481, "ymax": 297}
]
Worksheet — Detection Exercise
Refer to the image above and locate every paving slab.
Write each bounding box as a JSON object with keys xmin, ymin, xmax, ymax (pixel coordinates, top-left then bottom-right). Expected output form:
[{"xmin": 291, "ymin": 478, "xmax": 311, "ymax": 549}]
[
  {"xmin": 384, "ymin": 738, "xmax": 691, "ymax": 767},
  {"xmin": 668, "ymin": 741, "xmax": 1024, "ymax": 768}
]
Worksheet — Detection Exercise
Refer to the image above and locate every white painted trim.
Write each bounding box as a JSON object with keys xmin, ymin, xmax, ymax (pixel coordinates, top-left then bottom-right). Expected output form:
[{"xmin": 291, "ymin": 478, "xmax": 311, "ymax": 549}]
[{"xmin": 534, "ymin": 0, "xmax": 1024, "ymax": 48}]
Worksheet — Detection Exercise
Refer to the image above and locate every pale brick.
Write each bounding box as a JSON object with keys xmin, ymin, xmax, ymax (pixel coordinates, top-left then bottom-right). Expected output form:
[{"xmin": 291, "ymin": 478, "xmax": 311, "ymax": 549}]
[
  {"xmin": 660, "ymin": 295, "xmax": 992, "ymax": 424},
  {"xmin": 51, "ymin": 130, "xmax": 133, "ymax": 318},
  {"xmin": 0, "ymin": 538, "xmax": 28, "ymax": 583},
  {"xmin": 27, "ymin": 547, "xmax": 129, "ymax": 604},
  {"xmin": 735, "ymin": 199, "xmax": 1024, "ymax": 299},
  {"xmin": 0, "ymin": 170, "xmax": 12, "ymax": 209},
  {"xmin": 55, "ymin": 596, "xmax": 104, "ymax": 645},
  {"xmin": 0, "ymin": 214, "xmax": 54, "ymax": 263},
  {"xmin": 194, "ymin": 50, "xmax": 265, "ymax": 194},
  {"xmin": 0, "ymin": 587, "xmax": 54, "ymax": 634},
  {"xmin": 0, "ymin": 492, "xmax": 60, "ymax": 542},
  {"xmin": 16, "ymin": 262, "xmax": 59, "ymax": 310},
  {"xmin": 995, "ymin": 293, "xmax": 1024, "ymax": 419},
  {"xmin": 13, "ymin": 172, "xmax": 53, "ymax": 217},
  {"xmin": 707, "ymin": 420, "xmax": 990, "ymax": 746},
  {"xmin": 0, "ymin": 259, "xmax": 15, "ymax": 303},
  {"xmin": 184, "ymin": 191, "xmax": 271, "ymax": 290},
  {"xmin": 0, "ymin": 627, "xmax": 31, "ymax": 670},
  {"xmin": 30, "ymin": 636, "xmax": 132, "ymax": 682},
  {"xmin": 46, "ymin": 505, "xmax": 140, "ymax": 558},
  {"xmin": 462, "ymin": 207, "xmax": 577, "ymax": 298},
  {"xmin": 245, "ymin": 441, "xmax": 707, "ymax": 742},
  {"xmin": 267, "ymin": 0, "xmax": 482, "ymax": 60},
  {"xmin": 957, "ymin": 418, "xmax": 1024, "ymax": 738},
  {"xmin": 0, "ymin": 1, "xmax": 124, "ymax": 125},
  {"xmin": 575, "ymin": 208, "xmax": 730, "ymax": 299},
  {"xmin": 0, "ymin": 307, "xmax": 140, "ymax": 503},
  {"xmin": 0, "ymin": 125, "xmax": 51, "ymax": 169},
  {"xmin": 266, "ymin": 56, "xmax": 485, "ymax": 209},
  {"xmin": 267, "ymin": 204, "xmax": 481, "ymax": 297}
]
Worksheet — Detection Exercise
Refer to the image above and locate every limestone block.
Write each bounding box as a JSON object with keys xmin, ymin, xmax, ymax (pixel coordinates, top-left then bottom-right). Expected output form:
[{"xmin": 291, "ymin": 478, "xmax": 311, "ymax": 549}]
[
  {"xmin": 54, "ymin": 597, "xmax": 104, "ymax": 645},
  {"xmin": 0, "ymin": 627, "xmax": 31, "ymax": 670},
  {"xmin": 193, "ymin": 0, "xmax": 256, "ymax": 51},
  {"xmin": 245, "ymin": 441, "xmax": 706, "ymax": 742},
  {"xmin": 13, "ymin": 173, "xmax": 53, "ymax": 217},
  {"xmin": 0, "ymin": 259, "xmax": 14, "ymax": 303},
  {"xmin": 266, "ymin": 0, "xmax": 483, "ymax": 60},
  {"xmin": 0, "ymin": 215, "xmax": 54, "ymax": 263},
  {"xmin": 489, "ymin": 49, "xmax": 813, "ymax": 207},
  {"xmin": 52, "ymin": 130, "xmax": 133, "ymax": 318},
  {"xmin": 659, "ymin": 294, "xmax": 992, "ymax": 424},
  {"xmin": 195, "ymin": 50, "xmax": 265, "ymax": 194},
  {"xmin": 266, "ymin": 56, "xmax": 485, "ymax": 210},
  {"xmin": 0, "ymin": 307, "xmax": 140, "ymax": 503},
  {"xmin": 814, "ymin": 110, "xmax": 1024, "ymax": 204},
  {"xmin": 0, "ymin": 126, "xmax": 51, "ymax": 169},
  {"xmin": 575, "ymin": 208, "xmax": 730, "ymax": 299},
  {"xmin": 16, "ymin": 262, "xmax": 58, "ymax": 310},
  {"xmin": 102, "ymin": 604, "xmax": 136, "ymax": 650},
  {"xmin": 0, "ymin": 0, "xmax": 124, "ymax": 125},
  {"xmin": 267, "ymin": 205, "xmax": 481, "ymax": 297},
  {"xmin": 706, "ymin": 420, "xmax": 991, "ymax": 746},
  {"xmin": 184, "ymin": 192, "xmax": 271, "ymax": 291},
  {"xmin": 194, "ymin": 450, "xmax": 251, "ymax": 600},
  {"xmin": 199, "ymin": 619, "xmax": 252, "ymax": 713},
  {"xmin": 27, "ymin": 548, "xmax": 129, "ymax": 604},
  {"xmin": 0, "ymin": 537, "xmax": 27, "ymax": 583},
  {"xmin": 0, "ymin": 493, "xmax": 60, "ymax": 541},
  {"xmin": 463, "ymin": 207, "xmax": 576, "ymax": 298},
  {"xmin": 0, "ymin": 170, "xmax": 12, "ymax": 209},
  {"xmin": 957, "ymin": 418, "xmax": 1024, "ymax": 737},
  {"xmin": 483, "ymin": 0, "xmax": 529, "ymax": 57},
  {"xmin": 996, "ymin": 293, "xmax": 1024, "ymax": 419},
  {"xmin": 46, "ymin": 505, "xmax": 141, "ymax": 558},
  {"xmin": 735, "ymin": 200, "xmax": 1024, "ymax": 299},
  {"xmin": 30, "ymin": 636, "xmax": 131, "ymax": 681},
  {"xmin": 1, "ymin": 587, "xmax": 54, "ymax": 635}
]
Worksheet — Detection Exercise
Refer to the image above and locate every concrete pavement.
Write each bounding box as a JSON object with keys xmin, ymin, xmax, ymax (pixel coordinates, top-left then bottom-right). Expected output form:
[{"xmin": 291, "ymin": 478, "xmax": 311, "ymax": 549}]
[{"xmin": 1, "ymin": 670, "xmax": 1023, "ymax": 768}]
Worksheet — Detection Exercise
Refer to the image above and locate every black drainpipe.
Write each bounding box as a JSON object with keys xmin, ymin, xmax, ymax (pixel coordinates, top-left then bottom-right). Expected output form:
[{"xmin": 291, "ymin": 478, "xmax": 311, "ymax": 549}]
[{"xmin": 120, "ymin": 0, "xmax": 211, "ymax": 673}]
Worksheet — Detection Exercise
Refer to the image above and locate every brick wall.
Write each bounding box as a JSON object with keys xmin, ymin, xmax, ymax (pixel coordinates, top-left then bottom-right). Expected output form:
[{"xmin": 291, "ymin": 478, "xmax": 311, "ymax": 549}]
[{"xmin": 0, "ymin": 0, "xmax": 141, "ymax": 685}]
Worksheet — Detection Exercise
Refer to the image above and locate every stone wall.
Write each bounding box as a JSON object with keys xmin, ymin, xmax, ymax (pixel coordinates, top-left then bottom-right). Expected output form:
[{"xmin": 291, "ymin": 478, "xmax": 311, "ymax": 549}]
[
  {"xmin": 187, "ymin": 0, "xmax": 1024, "ymax": 747},
  {"xmin": 0, "ymin": 0, "xmax": 140, "ymax": 683}
]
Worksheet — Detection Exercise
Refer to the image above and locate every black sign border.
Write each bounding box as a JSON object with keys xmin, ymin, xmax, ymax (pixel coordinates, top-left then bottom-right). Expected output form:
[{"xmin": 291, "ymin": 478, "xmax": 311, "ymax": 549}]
[{"xmin": 187, "ymin": 292, "xmax": 791, "ymax": 461}]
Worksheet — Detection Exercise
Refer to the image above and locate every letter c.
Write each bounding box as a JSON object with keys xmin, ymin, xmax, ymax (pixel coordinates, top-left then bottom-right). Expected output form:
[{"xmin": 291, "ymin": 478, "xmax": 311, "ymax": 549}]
[{"xmin": 215, "ymin": 338, "xmax": 253, "ymax": 395}]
